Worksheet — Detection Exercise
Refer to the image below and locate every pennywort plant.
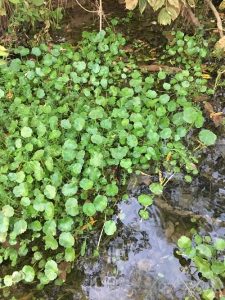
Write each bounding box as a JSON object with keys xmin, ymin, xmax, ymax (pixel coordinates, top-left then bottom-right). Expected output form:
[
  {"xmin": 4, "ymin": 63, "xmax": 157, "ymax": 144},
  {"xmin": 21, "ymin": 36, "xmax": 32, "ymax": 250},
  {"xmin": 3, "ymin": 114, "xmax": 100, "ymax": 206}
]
[
  {"xmin": 177, "ymin": 234, "xmax": 225, "ymax": 300},
  {"xmin": 0, "ymin": 28, "xmax": 216, "ymax": 287}
]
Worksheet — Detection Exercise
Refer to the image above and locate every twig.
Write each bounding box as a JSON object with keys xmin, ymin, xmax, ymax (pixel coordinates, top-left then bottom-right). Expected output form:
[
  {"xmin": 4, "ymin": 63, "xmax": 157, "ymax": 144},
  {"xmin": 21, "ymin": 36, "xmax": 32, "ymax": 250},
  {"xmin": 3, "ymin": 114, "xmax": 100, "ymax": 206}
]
[
  {"xmin": 185, "ymin": 5, "xmax": 201, "ymax": 27},
  {"xmin": 75, "ymin": 0, "xmax": 98, "ymax": 13},
  {"xmin": 205, "ymin": 0, "xmax": 224, "ymax": 38},
  {"xmin": 162, "ymin": 173, "xmax": 174, "ymax": 187},
  {"xmin": 181, "ymin": 279, "xmax": 200, "ymax": 300},
  {"xmin": 97, "ymin": 215, "xmax": 106, "ymax": 250},
  {"xmin": 214, "ymin": 68, "xmax": 225, "ymax": 90},
  {"xmin": 99, "ymin": 0, "xmax": 103, "ymax": 31}
]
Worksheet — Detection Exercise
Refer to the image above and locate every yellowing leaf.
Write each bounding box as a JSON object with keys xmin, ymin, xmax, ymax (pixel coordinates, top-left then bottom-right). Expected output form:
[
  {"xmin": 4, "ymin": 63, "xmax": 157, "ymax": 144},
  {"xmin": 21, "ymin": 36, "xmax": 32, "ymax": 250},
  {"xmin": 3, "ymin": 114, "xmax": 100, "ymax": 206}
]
[
  {"xmin": 167, "ymin": 4, "xmax": 180, "ymax": 20},
  {"xmin": 158, "ymin": 8, "xmax": 172, "ymax": 25},
  {"xmin": 0, "ymin": 46, "xmax": 7, "ymax": 52},
  {"xmin": 0, "ymin": 45, "xmax": 8, "ymax": 58},
  {"xmin": 219, "ymin": 0, "xmax": 225, "ymax": 10},
  {"xmin": 202, "ymin": 73, "xmax": 211, "ymax": 79},
  {"xmin": 168, "ymin": 0, "xmax": 180, "ymax": 8},
  {"xmin": 187, "ymin": 0, "xmax": 195, "ymax": 7},
  {"xmin": 148, "ymin": 0, "xmax": 165, "ymax": 11},
  {"xmin": 0, "ymin": 8, "xmax": 6, "ymax": 16},
  {"xmin": 139, "ymin": 0, "xmax": 147, "ymax": 13},
  {"xmin": 125, "ymin": 0, "xmax": 138, "ymax": 10}
]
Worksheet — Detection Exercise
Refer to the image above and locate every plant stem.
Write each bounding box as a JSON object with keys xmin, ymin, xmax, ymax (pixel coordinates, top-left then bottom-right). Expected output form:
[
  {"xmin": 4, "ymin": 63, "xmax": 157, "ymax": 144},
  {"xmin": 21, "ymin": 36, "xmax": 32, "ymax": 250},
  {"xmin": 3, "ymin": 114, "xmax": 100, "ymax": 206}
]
[
  {"xmin": 75, "ymin": 0, "xmax": 97, "ymax": 13},
  {"xmin": 97, "ymin": 215, "xmax": 106, "ymax": 250},
  {"xmin": 99, "ymin": 0, "xmax": 103, "ymax": 31},
  {"xmin": 205, "ymin": 0, "xmax": 224, "ymax": 38}
]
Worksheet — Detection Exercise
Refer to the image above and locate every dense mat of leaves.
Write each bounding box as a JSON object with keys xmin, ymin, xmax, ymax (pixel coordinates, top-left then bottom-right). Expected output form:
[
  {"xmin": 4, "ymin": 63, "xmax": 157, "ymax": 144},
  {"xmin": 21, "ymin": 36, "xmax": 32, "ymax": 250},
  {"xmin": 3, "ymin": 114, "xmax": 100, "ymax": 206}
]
[{"xmin": 0, "ymin": 29, "xmax": 216, "ymax": 287}]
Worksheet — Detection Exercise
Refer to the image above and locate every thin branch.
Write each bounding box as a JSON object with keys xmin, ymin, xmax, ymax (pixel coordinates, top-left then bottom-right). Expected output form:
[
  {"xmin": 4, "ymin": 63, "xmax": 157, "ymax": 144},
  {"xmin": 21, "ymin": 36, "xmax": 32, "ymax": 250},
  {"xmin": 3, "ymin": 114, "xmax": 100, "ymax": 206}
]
[
  {"xmin": 97, "ymin": 215, "xmax": 106, "ymax": 250},
  {"xmin": 162, "ymin": 173, "xmax": 175, "ymax": 187},
  {"xmin": 75, "ymin": 0, "xmax": 98, "ymax": 13},
  {"xmin": 205, "ymin": 0, "xmax": 224, "ymax": 38},
  {"xmin": 99, "ymin": 0, "xmax": 103, "ymax": 31},
  {"xmin": 184, "ymin": 5, "xmax": 201, "ymax": 27}
]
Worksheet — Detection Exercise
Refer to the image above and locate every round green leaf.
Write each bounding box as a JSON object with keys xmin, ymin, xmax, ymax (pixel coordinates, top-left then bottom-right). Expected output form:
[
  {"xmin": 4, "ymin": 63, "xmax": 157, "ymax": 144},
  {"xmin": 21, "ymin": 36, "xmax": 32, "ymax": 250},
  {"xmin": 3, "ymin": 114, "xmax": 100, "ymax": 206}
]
[
  {"xmin": 104, "ymin": 220, "xmax": 117, "ymax": 236},
  {"xmin": 22, "ymin": 265, "xmax": 35, "ymax": 282},
  {"xmin": 65, "ymin": 198, "xmax": 79, "ymax": 216},
  {"xmin": 214, "ymin": 238, "xmax": 225, "ymax": 251},
  {"xmin": 21, "ymin": 127, "xmax": 32, "ymax": 138},
  {"xmin": 138, "ymin": 194, "xmax": 153, "ymax": 207},
  {"xmin": 80, "ymin": 178, "xmax": 93, "ymax": 190},
  {"xmin": 177, "ymin": 236, "xmax": 192, "ymax": 249},
  {"xmin": 59, "ymin": 232, "xmax": 75, "ymax": 248},
  {"xmin": 149, "ymin": 183, "xmax": 163, "ymax": 195},
  {"xmin": 44, "ymin": 185, "xmax": 56, "ymax": 200},
  {"xmin": 44, "ymin": 260, "xmax": 58, "ymax": 281},
  {"xmin": 199, "ymin": 129, "xmax": 217, "ymax": 146},
  {"xmin": 83, "ymin": 203, "xmax": 96, "ymax": 217},
  {"xmin": 93, "ymin": 195, "xmax": 108, "ymax": 212}
]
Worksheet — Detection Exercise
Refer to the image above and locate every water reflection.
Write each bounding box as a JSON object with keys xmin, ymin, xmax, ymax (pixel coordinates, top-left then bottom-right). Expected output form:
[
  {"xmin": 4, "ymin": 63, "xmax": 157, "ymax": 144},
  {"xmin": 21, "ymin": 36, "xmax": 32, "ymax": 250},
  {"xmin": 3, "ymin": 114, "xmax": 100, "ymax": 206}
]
[{"xmin": 81, "ymin": 196, "xmax": 196, "ymax": 300}]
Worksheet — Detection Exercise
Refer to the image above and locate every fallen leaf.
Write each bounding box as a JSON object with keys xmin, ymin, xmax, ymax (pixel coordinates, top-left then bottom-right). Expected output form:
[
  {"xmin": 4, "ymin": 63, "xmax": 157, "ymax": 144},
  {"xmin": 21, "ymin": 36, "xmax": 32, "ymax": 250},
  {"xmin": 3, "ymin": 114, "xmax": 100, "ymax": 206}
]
[
  {"xmin": 18, "ymin": 293, "xmax": 33, "ymax": 300},
  {"xmin": 211, "ymin": 112, "xmax": 224, "ymax": 127},
  {"xmin": 6, "ymin": 91, "xmax": 13, "ymax": 100},
  {"xmin": 204, "ymin": 101, "xmax": 214, "ymax": 114},
  {"xmin": 140, "ymin": 64, "xmax": 182, "ymax": 73},
  {"xmin": 204, "ymin": 101, "xmax": 224, "ymax": 126},
  {"xmin": 202, "ymin": 73, "xmax": 211, "ymax": 79},
  {"xmin": 58, "ymin": 262, "xmax": 71, "ymax": 282},
  {"xmin": 166, "ymin": 152, "xmax": 172, "ymax": 161},
  {"xmin": 89, "ymin": 217, "xmax": 97, "ymax": 225},
  {"xmin": 194, "ymin": 95, "xmax": 209, "ymax": 102},
  {"xmin": 125, "ymin": 0, "xmax": 138, "ymax": 10}
]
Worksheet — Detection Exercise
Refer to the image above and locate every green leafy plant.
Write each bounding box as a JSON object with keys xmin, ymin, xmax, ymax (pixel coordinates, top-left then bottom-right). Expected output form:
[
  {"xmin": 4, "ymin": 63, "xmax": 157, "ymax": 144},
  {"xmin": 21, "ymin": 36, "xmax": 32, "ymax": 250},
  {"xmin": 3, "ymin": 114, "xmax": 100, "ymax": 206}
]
[
  {"xmin": 125, "ymin": 0, "xmax": 197, "ymax": 25},
  {"xmin": 177, "ymin": 234, "xmax": 225, "ymax": 300},
  {"xmin": 1, "ymin": 0, "xmax": 63, "ymax": 36},
  {"xmin": 0, "ymin": 28, "xmax": 216, "ymax": 287}
]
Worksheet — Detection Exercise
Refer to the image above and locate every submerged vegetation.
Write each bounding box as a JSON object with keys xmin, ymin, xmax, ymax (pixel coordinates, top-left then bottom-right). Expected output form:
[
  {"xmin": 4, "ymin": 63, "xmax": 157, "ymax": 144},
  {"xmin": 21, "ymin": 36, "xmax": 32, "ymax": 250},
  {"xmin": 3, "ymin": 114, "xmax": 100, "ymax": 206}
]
[
  {"xmin": 0, "ymin": 27, "xmax": 217, "ymax": 288},
  {"xmin": 178, "ymin": 234, "xmax": 225, "ymax": 300}
]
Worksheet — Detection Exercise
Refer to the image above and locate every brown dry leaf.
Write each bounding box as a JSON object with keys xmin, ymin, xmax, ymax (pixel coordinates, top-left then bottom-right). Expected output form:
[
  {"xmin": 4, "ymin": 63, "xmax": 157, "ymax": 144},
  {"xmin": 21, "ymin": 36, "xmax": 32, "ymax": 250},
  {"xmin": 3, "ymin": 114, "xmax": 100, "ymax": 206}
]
[
  {"xmin": 125, "ymin": 0, "xmax": 138, "ymax": 10},
  {"xmin": 58, "ymin": 262, "xmax": 71, "ymax": 282},
  {"xmin": 140, "ymin": 64, "xmax": 182, "ymax": 73},
  {"xmin": 194, "ymin": 95, "xmax": 208, "ymax": 102},
  {"xmin": 89, "ymin": 217, "xmax": 97, "ymax": 225},
  {"xmin": 6, "ymin": 91, "xmax": 13, "ymax": 100},
  {"xmin": 18, "ymin": 293, "xmax": 33, "ymax": 300},
  {"xmin": 211, "ymin": 112, "xmax": 224, "ymax": 127},
  {"xmin": 204, "ymin": 101, "xmax": 224, "ymax": 126},
  {"xmin": 204, "ymin": 101, "xmax": 214, "ymax": 114}
]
